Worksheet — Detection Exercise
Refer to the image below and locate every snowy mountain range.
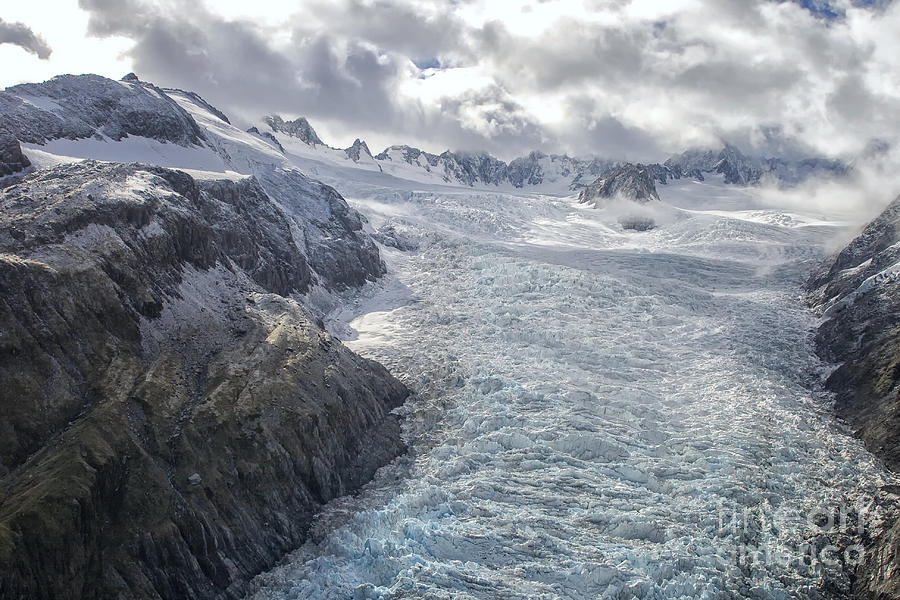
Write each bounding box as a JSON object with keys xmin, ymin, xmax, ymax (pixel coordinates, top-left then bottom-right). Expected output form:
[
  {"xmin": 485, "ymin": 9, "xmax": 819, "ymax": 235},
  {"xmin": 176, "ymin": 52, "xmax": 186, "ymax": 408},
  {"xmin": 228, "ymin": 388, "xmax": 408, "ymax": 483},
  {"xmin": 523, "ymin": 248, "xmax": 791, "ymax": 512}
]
[
  {"xmin": 256, "ymin": 109, "xmax": 847, "ymax": 192},
  {"xmin": 0, "ymin": 72, "xmax": 850, "ymax": 197}
]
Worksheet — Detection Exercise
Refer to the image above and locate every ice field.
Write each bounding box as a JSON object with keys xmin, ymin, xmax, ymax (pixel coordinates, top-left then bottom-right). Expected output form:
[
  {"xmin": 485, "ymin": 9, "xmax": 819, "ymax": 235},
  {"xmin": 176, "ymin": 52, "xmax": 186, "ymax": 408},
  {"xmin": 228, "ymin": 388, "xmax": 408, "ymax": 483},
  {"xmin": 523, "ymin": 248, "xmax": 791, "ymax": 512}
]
[{"xmin": 244, "ymin": 174, "xmax": 897, "ymax": 600}]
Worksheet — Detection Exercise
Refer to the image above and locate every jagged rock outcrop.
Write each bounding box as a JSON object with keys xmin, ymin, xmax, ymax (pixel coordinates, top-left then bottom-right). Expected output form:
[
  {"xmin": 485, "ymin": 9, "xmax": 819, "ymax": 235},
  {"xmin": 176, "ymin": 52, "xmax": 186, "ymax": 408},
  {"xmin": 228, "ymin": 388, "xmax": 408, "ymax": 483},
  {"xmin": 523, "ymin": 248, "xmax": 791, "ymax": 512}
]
[
  {"xmin": 506, "ymin": 151, "xmax": 549, "ymax": 187},
  {"xmin": 0, "ymin": 134, "xmax": 30, "ymax": 176},
  {"xmin": 577, "ymin": 163, "xmax": 661, "ymax": 207},
  {"xmin": 808, "ymin": 193, "xmax": 900, "ymax": 599},
  {"xmin": 375, "ymin": 144, "xmax": 441, "ymax": 169},
  {"xmin": 345, "ymin": 138, "xmax": 373, "ymax": 163},
  {"xmin": 645, "ymin": 163, "xmax": 674, "ymax": 185},
  {"xmin": 251, "ymin": 165, "xmax": 385, "ymax": 290},
  {"xmin": 0, "ymin": 162, "xmax": 409, "ymax": 600},
  {"xmin": 0, "ymin": 74, "xmax": 207, "ymax": 146},
  {"xmin": 264, "ymin": 115, "xmax": 324, "ymax": 147},
  {"xmin": 438, "ymin": 151, "xmax": 507, "ymax": 187}
]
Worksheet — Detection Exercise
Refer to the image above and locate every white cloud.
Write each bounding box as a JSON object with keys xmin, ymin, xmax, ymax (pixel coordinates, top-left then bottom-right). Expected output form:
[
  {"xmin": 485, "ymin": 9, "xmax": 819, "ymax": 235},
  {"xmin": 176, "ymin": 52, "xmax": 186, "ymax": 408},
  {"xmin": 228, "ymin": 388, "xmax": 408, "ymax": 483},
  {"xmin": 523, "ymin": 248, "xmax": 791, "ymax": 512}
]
[
  {"xmin": 1, "ymin": 0, "xmax": 898, "ymax": 161},
  {"xmin": 0, "ymin": 0, "xmax": 132, "ymax": 87}
]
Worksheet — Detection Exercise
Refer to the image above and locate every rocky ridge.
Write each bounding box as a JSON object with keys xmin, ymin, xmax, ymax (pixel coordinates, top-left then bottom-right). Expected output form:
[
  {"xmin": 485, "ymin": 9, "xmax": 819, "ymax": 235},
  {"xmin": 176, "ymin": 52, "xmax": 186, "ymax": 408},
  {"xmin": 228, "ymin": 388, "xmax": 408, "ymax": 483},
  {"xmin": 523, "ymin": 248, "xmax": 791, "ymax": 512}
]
[
  {"xmin": 0, "ymin": 134, "xmax": 31, "ymax": 177},
  {"xmin": 264, "ymin": 114, "xmax": 324, "ymax": 147},
  {"xmin": 0, "ymin": 74, "xmax": 206, "ymax": 146},
  {"xmin": 808, "ymin": 193, "xmax": 900, "ymax": 599},
  {"xmin": 0, "ymin": 162, "xmax": 409, "ymax": 600},
  {"xmin": 577, "ymin": 163, "xmax": 661, "ymax": 207},
  {"xmin": 0, "ymin": 75, "xmax": 408, "ymax": 599}
]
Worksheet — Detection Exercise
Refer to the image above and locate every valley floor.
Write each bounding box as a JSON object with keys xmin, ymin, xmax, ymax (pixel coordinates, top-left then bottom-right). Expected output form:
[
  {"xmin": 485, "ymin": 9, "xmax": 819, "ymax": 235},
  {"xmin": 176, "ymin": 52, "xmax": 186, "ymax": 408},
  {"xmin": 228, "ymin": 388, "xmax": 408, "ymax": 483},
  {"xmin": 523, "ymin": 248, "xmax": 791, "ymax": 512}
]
[{"xmin": 247, "ymin": 177, "xmax": 895, "ymax": 599}]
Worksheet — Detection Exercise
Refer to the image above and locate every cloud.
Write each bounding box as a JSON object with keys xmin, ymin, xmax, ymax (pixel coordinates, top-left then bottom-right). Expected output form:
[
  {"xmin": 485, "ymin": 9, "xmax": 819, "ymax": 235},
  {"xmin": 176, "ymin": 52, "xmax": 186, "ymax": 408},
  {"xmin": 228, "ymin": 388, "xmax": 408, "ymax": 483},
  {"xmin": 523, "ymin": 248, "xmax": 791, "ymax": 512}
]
[
  {"xmin": 74, "ymin": 0, "xmax": 900, "ymax": 162},
  {"xmin": 0, "ymin": 18, "xmax": 52, "ymax": 59}
]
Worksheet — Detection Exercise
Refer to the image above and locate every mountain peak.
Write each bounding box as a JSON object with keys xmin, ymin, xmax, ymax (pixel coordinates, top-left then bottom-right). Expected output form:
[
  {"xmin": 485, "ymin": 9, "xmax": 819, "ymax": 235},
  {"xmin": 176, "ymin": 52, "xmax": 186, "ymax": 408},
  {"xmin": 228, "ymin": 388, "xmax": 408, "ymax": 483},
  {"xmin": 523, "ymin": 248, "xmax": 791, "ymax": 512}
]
[
  {"xmin": 264, "ymin": 115, "xmax": 324, "ymax": 146},
  {"xmin": 578, "ymin": 163, "xmax": 660, "ymax": 206},
  {"xmin": 345, "ymin": 138, "xmax": 373, "ymax": 162}
]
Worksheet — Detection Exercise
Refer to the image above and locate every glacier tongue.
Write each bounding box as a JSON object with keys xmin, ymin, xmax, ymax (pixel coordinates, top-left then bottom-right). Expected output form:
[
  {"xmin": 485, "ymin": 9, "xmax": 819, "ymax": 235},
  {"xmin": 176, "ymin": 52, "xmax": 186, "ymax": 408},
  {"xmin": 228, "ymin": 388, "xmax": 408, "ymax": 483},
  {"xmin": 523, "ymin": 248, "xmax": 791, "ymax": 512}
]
[{"xmin": 245, "ymin": 178, "xmax": 896, "ymax": 599}]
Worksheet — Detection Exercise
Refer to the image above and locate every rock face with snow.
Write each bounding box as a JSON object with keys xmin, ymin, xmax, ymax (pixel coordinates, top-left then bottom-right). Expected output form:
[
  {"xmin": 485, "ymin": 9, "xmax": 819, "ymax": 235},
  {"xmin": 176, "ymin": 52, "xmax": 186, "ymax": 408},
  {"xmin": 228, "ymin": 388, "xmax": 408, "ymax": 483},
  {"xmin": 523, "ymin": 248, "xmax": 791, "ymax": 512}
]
[
  {"xmin": 246, "ymin": 126, "xmax": 285, "ymax": 153},
  {"xmin": 0, "ymin": 75, "xmax": 385, "ymax": 293},
  {"xmin": 250, "ymin": 165, "xmax": 385, "ymax": 290},
  {"xmin": 0, "ymin": 74, "xmax": 206, "ymax": 146},
  {"xmin": 577, "ymin": 163, "xmax": 660, "ymax": 207},
  {"xmin": 264, "ymin": 114, "xmax": 324, "ymax": 147},
  {"xmin": 345, "ymin": 138, "xmax": 373, "ymax": 163},
  {"xmin": 438, "ymin": 151, "xmax": 508, "ymax": 187},
  {"xmin": 808, "ymin": 194, "xmax": 900, "ymax": 599},
  {"xmin": 666, "ymin": 144, "xmax": 847, "ymax": 186},
  {"xmin": 0, "ymin": 161, "xmax": 409, "ymax": 600},
  {"xmin": 0, "ymin": 74, "xmax": 403, "ymax": 599}
]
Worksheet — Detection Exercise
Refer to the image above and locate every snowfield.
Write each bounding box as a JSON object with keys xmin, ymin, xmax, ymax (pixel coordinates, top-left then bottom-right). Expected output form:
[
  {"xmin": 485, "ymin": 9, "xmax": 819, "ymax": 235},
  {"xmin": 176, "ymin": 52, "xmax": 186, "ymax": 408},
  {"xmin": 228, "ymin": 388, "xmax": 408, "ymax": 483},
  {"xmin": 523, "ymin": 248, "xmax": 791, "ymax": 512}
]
[{"xmin": 244, "ymin": 175, "xmax": 897, "ymax": 600}]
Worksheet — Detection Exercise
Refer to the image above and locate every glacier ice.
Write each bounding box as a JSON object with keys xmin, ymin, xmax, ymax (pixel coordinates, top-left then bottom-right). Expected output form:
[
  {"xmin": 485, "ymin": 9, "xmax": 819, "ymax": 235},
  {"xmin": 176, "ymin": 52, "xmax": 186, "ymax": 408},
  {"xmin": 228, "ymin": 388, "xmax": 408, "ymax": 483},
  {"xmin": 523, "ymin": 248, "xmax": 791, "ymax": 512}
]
[{"xmin": 245, "ymin": 177, "xmax": 898, "ymax": 599}]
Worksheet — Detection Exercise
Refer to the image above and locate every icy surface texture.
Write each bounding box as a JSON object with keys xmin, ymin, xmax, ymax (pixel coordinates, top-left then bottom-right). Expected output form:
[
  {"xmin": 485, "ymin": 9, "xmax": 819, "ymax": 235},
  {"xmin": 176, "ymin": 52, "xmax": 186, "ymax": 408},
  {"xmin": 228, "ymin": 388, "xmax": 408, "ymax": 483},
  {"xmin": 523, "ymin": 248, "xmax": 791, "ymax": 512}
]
[{"xmin": 245, "ymin": 178, "xmax": 895, "ymax": 599}]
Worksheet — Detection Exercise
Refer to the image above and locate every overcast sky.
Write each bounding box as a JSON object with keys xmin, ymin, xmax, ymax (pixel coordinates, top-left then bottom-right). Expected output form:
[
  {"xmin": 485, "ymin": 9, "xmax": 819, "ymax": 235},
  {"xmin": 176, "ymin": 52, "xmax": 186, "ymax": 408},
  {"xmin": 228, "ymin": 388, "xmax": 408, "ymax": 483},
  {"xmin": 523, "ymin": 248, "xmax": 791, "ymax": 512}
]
[{"xmin": 1, "ymin": 0, "xmax": 898, "ymax": 161}]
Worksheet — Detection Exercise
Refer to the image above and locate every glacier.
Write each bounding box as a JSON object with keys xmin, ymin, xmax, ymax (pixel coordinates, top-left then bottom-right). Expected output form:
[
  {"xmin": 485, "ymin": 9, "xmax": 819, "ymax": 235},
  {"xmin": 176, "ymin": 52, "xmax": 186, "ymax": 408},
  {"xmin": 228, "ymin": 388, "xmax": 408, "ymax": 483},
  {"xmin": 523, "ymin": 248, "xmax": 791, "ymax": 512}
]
[
  {"xmin": 241, "ymin": 173, "xmax": 898, "ymax": 599},
  {"xmin": 4, "ymin": 74, "xmax": 892, "ymax": 600}
]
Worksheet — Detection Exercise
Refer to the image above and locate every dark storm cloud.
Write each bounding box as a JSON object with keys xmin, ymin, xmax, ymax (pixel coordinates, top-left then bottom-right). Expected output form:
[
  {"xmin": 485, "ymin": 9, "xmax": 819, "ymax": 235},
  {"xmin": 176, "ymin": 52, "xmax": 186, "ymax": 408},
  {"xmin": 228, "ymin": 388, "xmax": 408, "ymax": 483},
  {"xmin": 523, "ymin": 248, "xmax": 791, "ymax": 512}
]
[
  {"xmin": 80, "ymin": 0, "xmax": 408, "ymax": 124},
  {"xmin": 77, "ymin": 0, "xmax": 540, "ymax": 157},
  {"xmin": 76, "ymin": 0, "xmax": 900, "ymax": 160},
  {"xmin": 474, "ymin": 18, "xmax": 648, "ymax": 92},
  {"xmin": 0, "ymin": 18, "xmax": 52, "ymax": 59},
  {"xmin": 294, "ymin": 0, "xmax": 474, "ymax": 65}
]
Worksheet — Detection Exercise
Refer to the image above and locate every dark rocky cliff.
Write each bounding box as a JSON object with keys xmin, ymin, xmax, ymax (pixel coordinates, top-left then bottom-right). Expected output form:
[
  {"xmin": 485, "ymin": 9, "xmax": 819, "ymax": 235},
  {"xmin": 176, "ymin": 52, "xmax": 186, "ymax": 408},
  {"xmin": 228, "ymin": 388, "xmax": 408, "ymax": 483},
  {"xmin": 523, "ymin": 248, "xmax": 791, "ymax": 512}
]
[
  {"xmin": 577, "ymin": 163, "xmax": 661, "ymax": 206},
  {"xmin": 0, "ymin": 134, "xmax": 30, "ymax": 177},
  {"xmin": 0, "ymin": 162, "xmax": 409, "ymax": 599},
  {"xmin": 809, "ymin": 194, "xmax": 900, "ymax": 599}
]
